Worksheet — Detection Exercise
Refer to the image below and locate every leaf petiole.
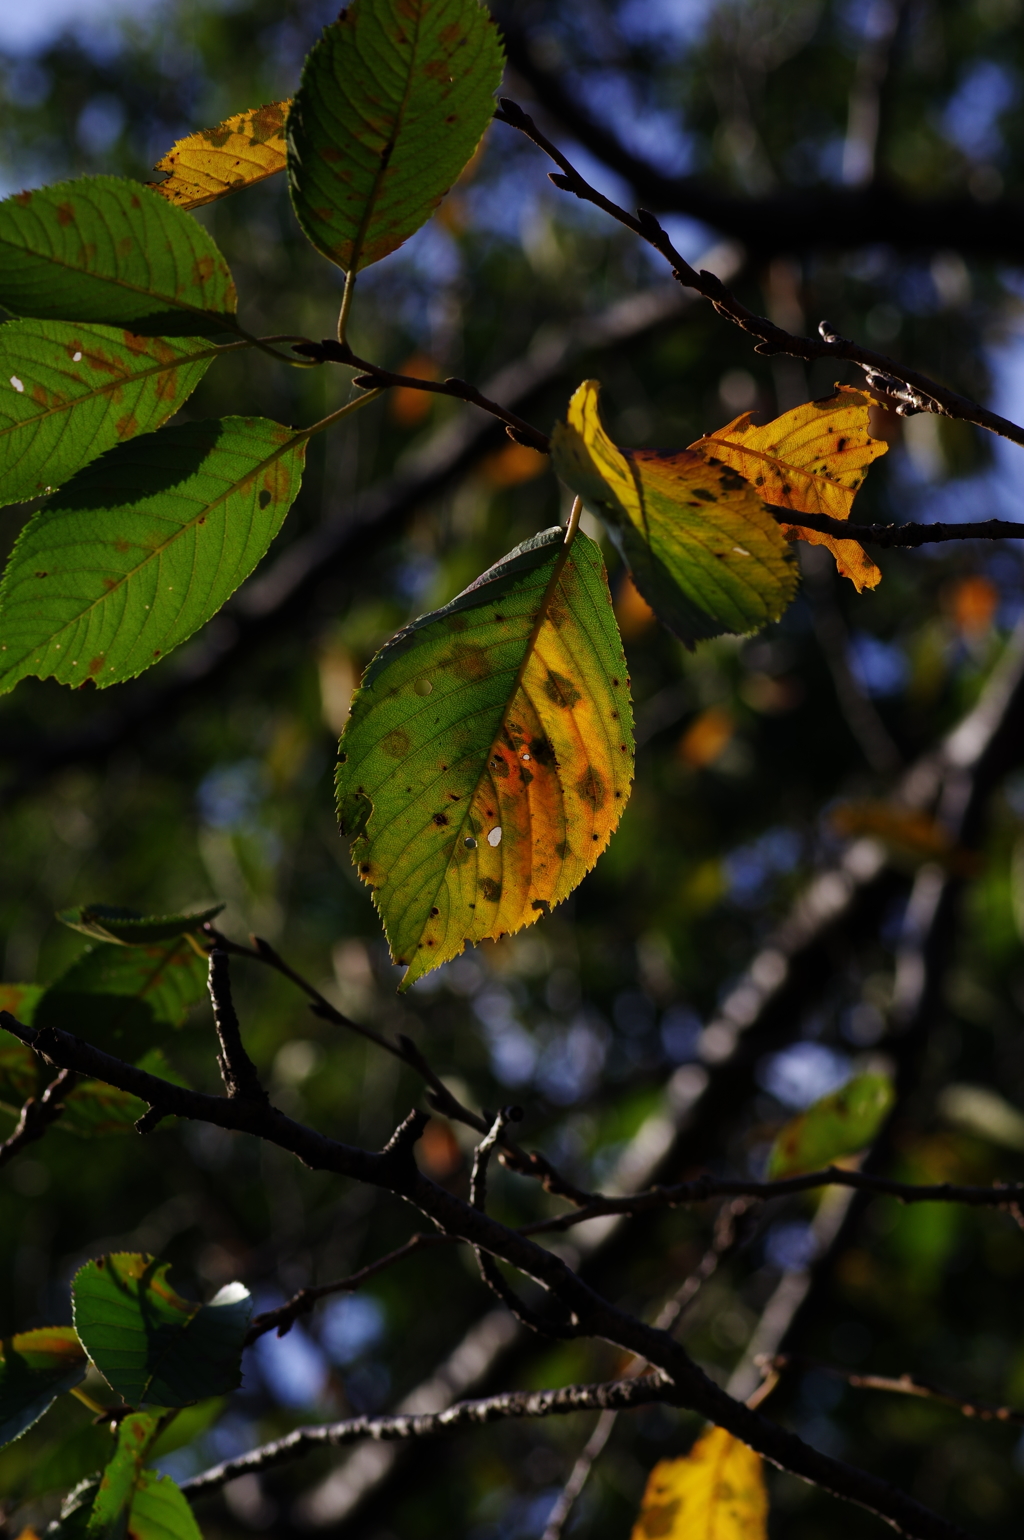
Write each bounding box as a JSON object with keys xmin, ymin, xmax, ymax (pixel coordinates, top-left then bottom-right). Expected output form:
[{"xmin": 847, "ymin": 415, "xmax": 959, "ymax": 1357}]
[{"xmin": 336, "ymin": 270, "xmax": 356, "ymax": 345}]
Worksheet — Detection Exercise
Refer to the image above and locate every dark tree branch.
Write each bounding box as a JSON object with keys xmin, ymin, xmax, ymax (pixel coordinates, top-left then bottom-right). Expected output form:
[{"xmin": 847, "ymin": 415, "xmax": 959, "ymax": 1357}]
[
  {"xmin": 244, "ymin": 1234, "xmax": 460, "ymax": 1345},
  {"xmin": 495, "ymin": 100, "xmax": 1024, "ymax": 454},
  {"xmin": 0, "ymin": 1068, "xmax": 75, "ymax": 1169},
  {"xmin": 207, "ymin": 949, "xmax": 267, "ymax": 1104},
  {"xmin": 498, "ymin": 20, "xmax": 1024, "ymax": 263},
  {"xmin": 0, "ymin": 1012, "xmax": 981, "ymax": 1537},
  {"xmin": 292, "ymin": 339, "xmax": 551, "ymax": 453},
  {"xmin": 181, "ymin": 1376, "xmax": 673, "ymax": 1497},
  {"xmin": 774, "ymin": 509, "xmax": 1024, "ymax": 547}
]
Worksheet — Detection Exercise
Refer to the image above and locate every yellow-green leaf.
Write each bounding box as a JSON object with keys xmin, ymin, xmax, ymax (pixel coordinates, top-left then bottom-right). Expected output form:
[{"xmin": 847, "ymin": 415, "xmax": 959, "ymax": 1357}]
[
  {"xmin": 689, "ymin": 387, "xmax": 887, "ymax": 592},
  {"xmin": 631, "ymin": 1426, "xmax": 768, "ymax": 1540},
  {"xmin": 336, "ymin": 526, "xmax": 634, "ymax": 989},
  {"xmin": 767, "ymin": 1073, "xmax": 895, "ymax": 1179},
  {"xmin": 0, "ymin": 1328, "xmax": 88, "ymax": 1448},
  {"xmin": 150, "ymin": 101, "xmax": 291, "ymax": 210},
  {"xmin": 551, "ymin": 381, "xmax": 797, "ymax": 644}
]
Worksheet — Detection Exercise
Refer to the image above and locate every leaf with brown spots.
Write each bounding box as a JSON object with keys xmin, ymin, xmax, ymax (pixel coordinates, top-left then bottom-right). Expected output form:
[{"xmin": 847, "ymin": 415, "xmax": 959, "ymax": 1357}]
[
  {"xmin": 288, "ymin": 0, "xmax": 504, "ymax": 275},
  {"xmin": 631, "ymin": 1426, "xmax": 768, "ymax": 1540},
  {"xmin": 0, "ymin": 417, "xmax": 305, "ymax": 694},
  {"xmin": 0, "ymin": 176, "xmax": 238, "ymax": 337},
  {"xmin": 150, "ymin": 100, "xmax": 291, "ymax": 209},
  {"xmin": 0, "ymin": 1326, "xmax": 88, "ymax": 1448},
  {"xmin": 336, "ymin": 526, "xmax": 634, "ymax": 988},
  {"xmin": 552, "ymin": 381, "xmax": 797, "ymax": 644},
  {"xmin": 0, "ymin": 319, "xmax": 218, "ymax": 508},
  {"xmin": 766, "ymin": 1072, "xmax": 894, "ymax": 1178},
  {"xmin": 689, "ymin": 386, "xmax": 888, "ymax": 591}
]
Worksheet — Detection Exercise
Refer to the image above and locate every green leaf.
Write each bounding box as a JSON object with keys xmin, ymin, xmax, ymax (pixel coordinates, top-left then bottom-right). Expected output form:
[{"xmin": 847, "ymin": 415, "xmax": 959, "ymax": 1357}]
[
  {"xmin": 550, "ymin": 380, "xmax": 798, "ymax": 644},
  {"xmin": 336, "ymin": 526, "xmax": 634, "ymax": 988},
  {"xmin": 288, "ymin": 0, "xmax": 504, "ymax": 274},
  {"xmin": 60, "ymin": 1049, "xmax": 188, "ymax": 1138},
  {"xmin": 0, "ymin": 416, "xmax": 306, "ymax": 694},
  {"xmin": 72, "ymin": 1254, "xmax": 251, "ymax": 1409},
  {"xmin": 0, "ymin": 320, "xmax": 218, "ymax": 508},
  {"xmin": 49, "ymin": 1474, "xmax": 102, "ymax": 1538},
  {"xmin": 87, "ymin": 1412, "xmax": 164, "ymax": 1534},
  {"xmin": 0, "ymin": 1327, "xmax": 88, "ymax": 1448},
  {"xmin": 57, "ymin": 902, "xmax": 223, "ymax": 946},
  {"xmin": 767, "ymin": 1073, "xmax": 896, "ymax": 1179},
  {"xmin": 122, "ymin": 1468, "xmax": 202, "ymax": 1540},
  {"xmin": 33, "ymin": 939, "xmax": 208, "ymax": 1057},
  {"xmin": 0, "ymin": 177, "xmax": 238, "ymax": 337}
]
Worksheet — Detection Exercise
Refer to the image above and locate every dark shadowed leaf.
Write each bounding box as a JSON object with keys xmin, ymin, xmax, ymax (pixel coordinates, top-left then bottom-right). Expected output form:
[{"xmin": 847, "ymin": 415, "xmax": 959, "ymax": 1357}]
[
  {"xmin": 0, "ymin": 321, "xmax": 218, "ymax": 508},
  {"xmin": 551, "ymin": 380, "xmax": 798, "ymax": 644},
  {"xmin": 72, "ymin": 1254, "xmax": 251, "ymax": 1408},
  {"xmin": 0, "ymin": 417, "xmax": 306, "ymax": 694},
  {"xmin": 288, "ymin": 0, "xmax": 503, "ymax": 274},
  {"xmin": 0, "ymin": 1328, "xmax": 88, "ymax": 1448},
  {"xmin": 767, "ymin": 1073, "xmax": 895, "ymax": 1178},
  {"xmin": 33, "ymin": 940, "xmax": 208, "ymax": 1057},
  {"xmin": 57, "ymin": 902, "xmax": 223, "ymax": 945},
  {"xmin": 336, "ymin": 526, "xmax": 633, "ymax": 988},
  {"xmin": 0, "ymin": 178, "xmax": 238, "ymax": 337}
]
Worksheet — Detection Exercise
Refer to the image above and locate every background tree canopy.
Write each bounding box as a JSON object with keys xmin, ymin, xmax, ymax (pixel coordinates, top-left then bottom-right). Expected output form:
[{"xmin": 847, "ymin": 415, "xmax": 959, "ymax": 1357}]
[{"xmin": 2, "ymin": 0, "xmax": 1024, "ymax": 1536}]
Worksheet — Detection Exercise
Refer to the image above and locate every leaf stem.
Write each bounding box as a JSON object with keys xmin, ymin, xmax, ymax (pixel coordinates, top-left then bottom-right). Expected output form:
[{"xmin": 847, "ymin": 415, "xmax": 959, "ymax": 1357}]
[
  {"xmin": 297, "ymin": 386, "xmax": 384, "ymax": 440},
  {"xmin": 70, "ymin": 1385, "xmax": 111, "ymax": 1417},
  {"xmin": 337, "ymin": 270, "xmax": 356, "ymax": 345},
  {"xmin": 563, "ymin": 494, "xmax": 583, "ymax": 546}
]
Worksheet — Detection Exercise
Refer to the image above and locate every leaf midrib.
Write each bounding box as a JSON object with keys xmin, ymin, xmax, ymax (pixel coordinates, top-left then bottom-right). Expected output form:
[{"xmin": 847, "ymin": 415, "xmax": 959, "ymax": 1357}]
[
  {"xmin": 5, "ymin": 425, "xmax": 304, "ymax": 665},
  {"xmin": 0, "ymin": 342, "xmax": 224, "ymax": 441}
]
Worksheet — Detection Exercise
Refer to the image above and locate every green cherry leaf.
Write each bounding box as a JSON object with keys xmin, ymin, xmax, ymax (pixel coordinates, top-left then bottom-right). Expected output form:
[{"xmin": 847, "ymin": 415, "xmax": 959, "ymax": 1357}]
[
  {"xmin": 0, "ymin": 320, "xmax": 219, "ymax": 508},
  {"xmin": 57, "ymin": 902, "xmax": 223, "ymax": 945},
  {"xmin": 0, "ymin": 177, "xmax": 239, "ymax": 337},
  {"xmin": 767, "ymin": 1073, "xmax": 896, "ymax": 1179},
  {"xmin": 72, "ymin": 1253, "xmax": 251, "ymax": 1409},
  {"xmin": 288, "ymin": 0, "xmax": 504, "ymax": 274},
  {"xmin": 0, "ymin": 417, "xmax": 306, "ymax": 694},
  {"xmin": 0, "ymin": 1327, "xmax": 88, "ymax": 1448}
]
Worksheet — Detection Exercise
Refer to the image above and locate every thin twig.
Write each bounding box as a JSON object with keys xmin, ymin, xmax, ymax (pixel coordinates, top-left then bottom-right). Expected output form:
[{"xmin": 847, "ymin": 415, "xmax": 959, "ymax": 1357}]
[
  {"xmin": 495, "ymin": 99, "xmax": 1024, "ymax": 454},
  {"xmin": 540, "ymin": 1408, "xmax": 618, "ymax": 1540},
  {"xmin": 244, "ymin": 1234, "xmax": 459, "ymax": 1344},
  {"xmin": 771, "ymin": 1354, "xmax": 1024, "ymax": 1425},
  {"xmin": 774, "ymin": 509, "xmax": 1024, "ymax": 547},
  {"xmin": 292, "ymin": 338, "xmax": 551, "ymax": 452},
  {"xmin": 0, "ymin": 1068, "xmax": 76, "ymax": 1169}
]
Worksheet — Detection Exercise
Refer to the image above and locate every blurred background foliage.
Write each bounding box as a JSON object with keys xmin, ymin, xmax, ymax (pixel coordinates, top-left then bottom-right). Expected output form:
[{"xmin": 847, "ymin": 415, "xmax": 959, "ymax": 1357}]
[{"xmin": 2, "ymin": 0, "xmax": 1024, "ymax": 1535}]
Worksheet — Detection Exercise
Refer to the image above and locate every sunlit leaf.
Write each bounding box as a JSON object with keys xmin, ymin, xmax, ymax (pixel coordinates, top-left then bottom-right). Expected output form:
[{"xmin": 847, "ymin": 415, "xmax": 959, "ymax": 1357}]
[
  {"xmin": 288, "ymin": 0, "xmax": 504, "ymax": 274},
  {"xmin": 336, "ymin": 526, "xmax": 634, "ymax": 988},
  {"xmin": 689, "ymin": 387, "xmax": 887, "ymax": 591},
  {"xmin": 767, "ymin": 1073, "xmax": 895, "ymax": 1178},
  {"xmin": 0, "ymin": 1328, "xmax": 88, "ymax": 1449},
  {"xmin": 60, "ymin": 1049, "xmax": 188, "ymax": 1138},
  {"xmin": 0, "ymin": 178, "xmax": 238, "ymax": 337},
  {"xmin": 0, "ymin": 321, "xmax": 218, "ymax": 508},
  {"xmin": 72, "ymin": 1254, "xmax": 251, "ymax": 1408},
  {"xmin": 121, "ymin": 1468, "xmax": 202, "ymax": 1540},
  {"xmin": 57, "ymin": 902, "xmax": 223, "ymax": 945},
  {"xmin": 0, "ymin": 417, "xmax": 306, "ymax": 694},
  {"xmin": 151, "ymin": 100, "xmax": 291, "ymax": 209},
  {"xmin": 87, "ymin": 1412, "xmax": 164, "ymax": 1534},
  {"xmin": 33, "ymin": 940, "xmax": 208, "ymax": 1057},
  {"xmin": 551, "ymin": 381, "xmax": 797, "ymax": 644},
  {"xmin": 631, "ymin": 1425, "xmax": 768, "ymax": 1540}
]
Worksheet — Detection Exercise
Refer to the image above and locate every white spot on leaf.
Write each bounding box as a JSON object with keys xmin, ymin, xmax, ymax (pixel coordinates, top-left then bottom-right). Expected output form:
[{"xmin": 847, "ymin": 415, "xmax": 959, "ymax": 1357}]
[
  {"xmin": 72, "ymin": 351, "xmax": 83, "ymax": 362},
  {"xmin": 10, "ymin": 376, "xmax": 24, "ymax": 392},
  {"xmin": 733, "ymin": 545, "xmax": 751, "ymax": 556},
  {"xmin": 487, "ymin": 826, "xmax": 502, "ymax": 846}
]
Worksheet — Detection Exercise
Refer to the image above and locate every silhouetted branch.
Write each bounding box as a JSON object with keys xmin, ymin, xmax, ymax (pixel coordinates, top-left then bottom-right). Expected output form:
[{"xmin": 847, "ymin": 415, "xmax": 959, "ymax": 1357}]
[
  {"xmin": 0, "ymin": 1068, "xmax": 75, "ymax": 1169},
  {"xmin": 495, "ymin": 99, "xmax": 1024, "ymax": 454},
  {"xmin": 207, "ymin": 949, "xmax": 267, "ymax": 1104},
  {"xmin": 774, "ymin": 510, "xmax": 1024, "ymax": 547},
  {"xmin": 771, "ymin": 1354, "xmax": 1024, "ymax": 1425},
  {"xmin": 498, "ymin": 20, "xmax": 1024, "ymax": 264}
]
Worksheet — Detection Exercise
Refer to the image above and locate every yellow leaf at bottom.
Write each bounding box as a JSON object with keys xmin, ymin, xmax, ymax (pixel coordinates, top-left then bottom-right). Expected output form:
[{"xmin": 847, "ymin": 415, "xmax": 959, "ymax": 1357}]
[
  {"xmin": 631, "ymin": 1426, "xmax": 768, "ymax": 1540},
  {"xmin": 150, "ymin": 101, "xmax": 291, "ymax": 210}
]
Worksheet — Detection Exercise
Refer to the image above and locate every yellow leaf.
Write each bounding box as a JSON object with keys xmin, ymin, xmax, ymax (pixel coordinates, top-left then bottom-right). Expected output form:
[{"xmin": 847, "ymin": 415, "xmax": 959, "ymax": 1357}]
[
  {"xmin": 631, "ymin": 1426, "xmax": 768, "ymax": 1540},
  {"xmin": 551, "ymin": 381, "xmax": 797, "ymax": 644},
  {"xmin": 689, "ymin": 386, "xmax": 887, "ymax": 592},
  {"xmin": 150, "ymin": 100, "xmax": 291, "ymax": 210}
]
